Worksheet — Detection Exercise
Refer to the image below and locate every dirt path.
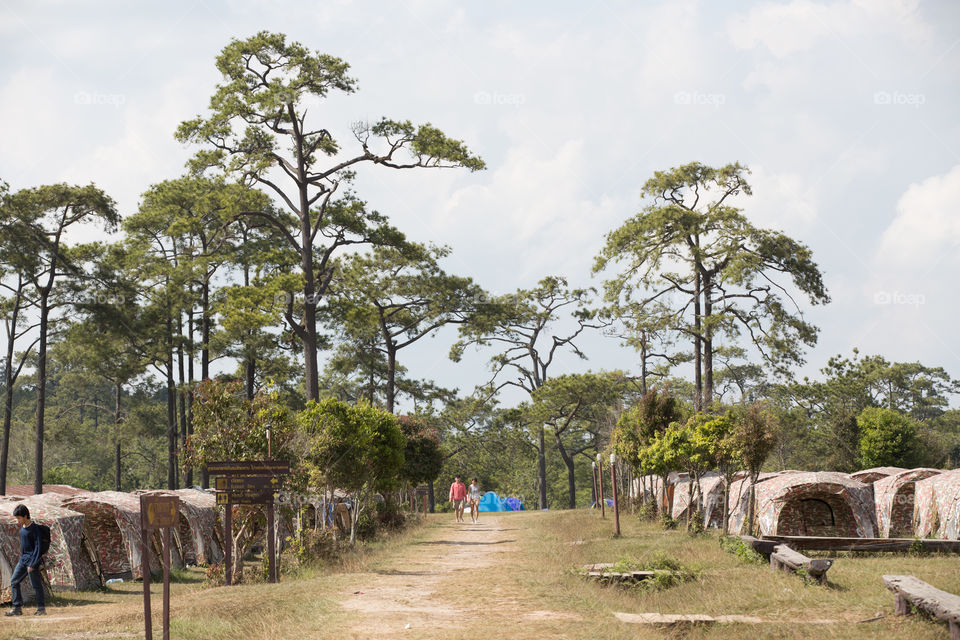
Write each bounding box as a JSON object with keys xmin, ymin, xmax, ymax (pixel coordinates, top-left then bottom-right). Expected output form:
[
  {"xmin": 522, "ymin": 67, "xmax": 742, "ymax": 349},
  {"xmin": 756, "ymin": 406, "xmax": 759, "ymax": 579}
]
[{"xmin": 337, "ymin": 515, "xmax": 573, "ymax": 638}]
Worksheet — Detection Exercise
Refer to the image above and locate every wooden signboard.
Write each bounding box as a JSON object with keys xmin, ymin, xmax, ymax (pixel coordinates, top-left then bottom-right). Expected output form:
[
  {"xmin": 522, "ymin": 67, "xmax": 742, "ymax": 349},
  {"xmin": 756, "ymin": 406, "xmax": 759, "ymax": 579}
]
[
  {"xmin": 206, "ymin": 460, "xmax": 290, "ymax": 586},
  {"xmin": 140, "ymin": 495, "xmax": 179, "ymax": 640}
]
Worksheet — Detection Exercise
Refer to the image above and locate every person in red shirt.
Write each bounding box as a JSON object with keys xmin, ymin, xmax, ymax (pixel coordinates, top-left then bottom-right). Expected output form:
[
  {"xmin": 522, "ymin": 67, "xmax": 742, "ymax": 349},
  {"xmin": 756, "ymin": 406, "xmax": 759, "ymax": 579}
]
[{"xmin": 448, "ymin": 475, "xmax": 467, "ymax": 523}]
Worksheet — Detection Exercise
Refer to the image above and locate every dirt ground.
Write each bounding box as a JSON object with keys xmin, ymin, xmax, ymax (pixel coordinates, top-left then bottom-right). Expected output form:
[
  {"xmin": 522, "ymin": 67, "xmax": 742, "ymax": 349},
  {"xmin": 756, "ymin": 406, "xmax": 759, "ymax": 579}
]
[{"xmin": 337, "ymin": 514, "xmax": 576, "ymax": 638}]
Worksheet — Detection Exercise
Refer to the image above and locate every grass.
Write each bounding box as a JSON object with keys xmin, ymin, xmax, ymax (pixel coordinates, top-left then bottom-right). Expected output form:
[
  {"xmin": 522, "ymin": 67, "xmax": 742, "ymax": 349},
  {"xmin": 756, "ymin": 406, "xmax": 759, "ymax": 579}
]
[{"xmin": 2, "ymin": 510, "xmax": 960, "ymax": 639}]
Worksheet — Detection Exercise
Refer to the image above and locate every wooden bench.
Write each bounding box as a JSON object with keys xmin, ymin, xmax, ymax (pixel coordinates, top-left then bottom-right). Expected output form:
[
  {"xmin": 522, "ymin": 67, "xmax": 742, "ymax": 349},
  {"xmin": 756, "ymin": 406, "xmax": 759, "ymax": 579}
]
[
  {"xmin": 769, "ymin": 544, "xmax": 833, "ymax": 584},
  {"xmin": 579, "ymin": 564, "xmax": 678, "ymax": 584},
  {"xmin": 883, "ymin": 574, "xmax": 960, "ymax": 639},
  {"xmin": 739, "ymin": 535, "xmax": 777, "ymax": 557}
]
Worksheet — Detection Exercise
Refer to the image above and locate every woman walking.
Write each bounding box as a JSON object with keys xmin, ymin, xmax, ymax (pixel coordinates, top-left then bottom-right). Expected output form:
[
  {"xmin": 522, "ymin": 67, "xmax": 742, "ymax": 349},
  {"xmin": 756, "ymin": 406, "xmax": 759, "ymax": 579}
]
[{"xmin": 468, "ymin": 478, "xmax": 482, "ymax": 523}]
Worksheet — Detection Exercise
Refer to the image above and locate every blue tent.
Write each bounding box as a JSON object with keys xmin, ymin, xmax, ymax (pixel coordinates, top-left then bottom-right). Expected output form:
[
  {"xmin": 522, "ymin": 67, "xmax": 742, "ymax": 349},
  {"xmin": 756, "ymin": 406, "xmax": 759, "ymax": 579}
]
[
  {"xmin": 478, "ymin": 492, "xmax": 506, "ymax": 512},
  {"xmin": 478, "ymin": 492, "xmax": 525, "ymax": 512}
]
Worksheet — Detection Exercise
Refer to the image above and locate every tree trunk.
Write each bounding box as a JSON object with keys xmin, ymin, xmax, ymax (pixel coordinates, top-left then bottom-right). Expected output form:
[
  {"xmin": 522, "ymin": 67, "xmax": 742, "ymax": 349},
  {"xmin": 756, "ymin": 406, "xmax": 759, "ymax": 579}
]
[
  {"xmin": 385, "ymin": 344, "xmax": 396, "ymax": 414},
  {"xmin": 427, "ymin": 480, "xmax": 435, "ymax": 513},
  {"xmin": 640, "ymin": 335, "xmax": 648, "ymax": 396},
  {"xmin": 299, "ymin": 183, "xmax": 320, "ymax": 403},
  {"xmin": 685, "ymin": 476, "xmax": 693, "ymax": 531},
  {"xmin": 693, "ymin": 266, "xmax": 703, "ymax": 412},
  {"xmin": 703, "ymin": 274, "xmax": 714, "ymax": 408},
  {"xmin": 114, "ymin": 382, "xmax": 122, "ymax": 491},
  {"xmin": 537, "ymin": 425, "xmax": 548, "ymax": 510},
  {"xmin": 747, "ymin": 474, "xmax": 758, "ymax": 536},
  {"xmin": 33, "ymin": 291, "xmax": 51, "ymax": 495},
  {"xmin": 177, "ymin": 316, "xmax": 187, "ymax": 489},
  {"xmin": 552, "ymin": 430, "xmax": 576, "ymax": 509},
  {"xmin": 166, "ymin": 316, "xmax": 177, "ymax": 490},
  {"xmin": 721, "ymin": 475, "xmax": 730, "ymax": 536}
]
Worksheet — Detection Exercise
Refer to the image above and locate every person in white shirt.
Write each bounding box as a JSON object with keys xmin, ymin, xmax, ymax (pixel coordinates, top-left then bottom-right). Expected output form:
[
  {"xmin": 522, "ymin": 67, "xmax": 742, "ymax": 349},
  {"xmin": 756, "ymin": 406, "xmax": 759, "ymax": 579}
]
[{"xmin": 468, "ymin": 478, "xmax": 481, "ymax": 523}]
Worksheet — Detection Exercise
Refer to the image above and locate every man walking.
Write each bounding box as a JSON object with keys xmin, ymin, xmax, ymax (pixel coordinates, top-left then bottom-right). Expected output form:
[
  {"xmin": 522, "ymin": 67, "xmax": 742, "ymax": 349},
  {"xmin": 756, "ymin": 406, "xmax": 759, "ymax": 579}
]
[
  {"xmin": 448, "ymin": 475, "xmax": 467, "ymax": 523},
  {"xmin": 6, "ymin": 504, "xmax": 45, "ymax": 616}
]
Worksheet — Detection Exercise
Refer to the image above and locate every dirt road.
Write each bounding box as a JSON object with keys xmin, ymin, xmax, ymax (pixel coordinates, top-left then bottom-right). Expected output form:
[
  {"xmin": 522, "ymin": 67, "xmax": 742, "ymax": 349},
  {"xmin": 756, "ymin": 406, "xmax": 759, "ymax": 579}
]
[{"xmin": 336, "ymin": 514, "xmax": 579, "ymax": 638}]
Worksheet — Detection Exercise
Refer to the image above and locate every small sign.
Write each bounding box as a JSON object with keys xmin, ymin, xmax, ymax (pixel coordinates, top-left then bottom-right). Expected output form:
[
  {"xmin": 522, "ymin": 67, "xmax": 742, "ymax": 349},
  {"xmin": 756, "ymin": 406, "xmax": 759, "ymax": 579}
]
[
  {"xmin": 141, "ymin": 495, "xmax": 179, "ymax": 530},
  {"xmin": 206, "ymin": 460, "xmax": 290, "ymax": 476}
]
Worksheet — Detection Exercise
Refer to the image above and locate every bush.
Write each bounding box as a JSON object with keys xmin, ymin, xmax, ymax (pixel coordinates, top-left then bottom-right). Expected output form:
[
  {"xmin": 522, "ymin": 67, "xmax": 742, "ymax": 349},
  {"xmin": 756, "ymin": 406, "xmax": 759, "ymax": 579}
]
[
  {"xmin": 355, "ymin": 511, "xmax": 378, "ymax": 541},
  {"xmin": 203, "ymin": 563, "xmax": 224, "ymax": 588},
  {"xmin": 659, "ymin": 512, "xmax": 678, "ymax": 530},
  {"xmin": 719, "ymin": 535, "xmax": 764, "ymax": 564},
  {"xmin": 376, "ymin": 500, "xmax": 406, "ymax": 530}
]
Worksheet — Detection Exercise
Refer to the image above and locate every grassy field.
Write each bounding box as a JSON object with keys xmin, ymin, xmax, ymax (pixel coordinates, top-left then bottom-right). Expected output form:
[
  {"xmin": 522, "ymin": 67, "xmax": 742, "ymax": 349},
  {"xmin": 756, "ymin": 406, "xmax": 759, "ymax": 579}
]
[{"xmin": 3, "ymin": 509, "xmax": 959, "ymax": 639}]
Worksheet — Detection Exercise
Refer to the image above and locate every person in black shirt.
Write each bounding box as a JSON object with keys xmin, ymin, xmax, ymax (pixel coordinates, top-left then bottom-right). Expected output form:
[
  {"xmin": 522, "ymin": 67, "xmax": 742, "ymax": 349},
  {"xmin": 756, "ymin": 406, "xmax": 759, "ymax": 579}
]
[{"xmin": 5, "ymin": 504, "xmax": 45, "ymax": 616}]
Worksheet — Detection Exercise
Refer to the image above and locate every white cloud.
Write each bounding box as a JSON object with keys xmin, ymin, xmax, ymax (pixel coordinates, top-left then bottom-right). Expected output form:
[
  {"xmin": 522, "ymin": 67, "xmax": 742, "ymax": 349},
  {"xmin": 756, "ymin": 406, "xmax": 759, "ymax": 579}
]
[
  {"xmin": 877, "ymin": 164, "xmax": 960, "ymax": 267},
  {"xmin": 728, "ymin": 0, "xmax": 930, "ymax": 58},
  {"xmin": 737, "ymin": 165, "xmax": 819, "ymax": 232}
]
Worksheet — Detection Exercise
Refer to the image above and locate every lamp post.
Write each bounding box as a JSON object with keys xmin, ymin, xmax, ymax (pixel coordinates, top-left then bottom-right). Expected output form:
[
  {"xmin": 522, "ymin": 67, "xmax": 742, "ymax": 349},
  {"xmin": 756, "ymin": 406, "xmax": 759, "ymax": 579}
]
[
  {"xmin": 610, "ymin": 453, "xmax": 621, "ymax": 537},
  {"xmin": 596, "ymin": 454, "xmax": 605, "ymax": 518},
  {"xmin": 591, "ymin": 461, "xmax": 599, "ymax": 510}
]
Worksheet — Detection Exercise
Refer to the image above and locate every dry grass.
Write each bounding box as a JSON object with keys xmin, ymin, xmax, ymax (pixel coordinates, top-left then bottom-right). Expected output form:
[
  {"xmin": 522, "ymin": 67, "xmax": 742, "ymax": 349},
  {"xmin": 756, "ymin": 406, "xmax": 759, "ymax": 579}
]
[{"xmin": 2, "ymin": 510, "xmax": 959, "ymax": 639}]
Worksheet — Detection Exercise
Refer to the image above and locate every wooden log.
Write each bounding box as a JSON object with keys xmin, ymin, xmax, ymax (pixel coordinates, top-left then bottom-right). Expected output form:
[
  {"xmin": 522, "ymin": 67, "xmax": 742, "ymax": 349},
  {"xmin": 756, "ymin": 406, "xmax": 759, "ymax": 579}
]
[
  {"xmin": 761, "ymin": 536, "xmax": 960, "ymax": 553},
  {"xmin": 770, "ymin": 544, "xmax": 833, "ymax": 584},
  {"xmin": 882, "ymin": 575, "xmax": 960, "ymax": 640}
]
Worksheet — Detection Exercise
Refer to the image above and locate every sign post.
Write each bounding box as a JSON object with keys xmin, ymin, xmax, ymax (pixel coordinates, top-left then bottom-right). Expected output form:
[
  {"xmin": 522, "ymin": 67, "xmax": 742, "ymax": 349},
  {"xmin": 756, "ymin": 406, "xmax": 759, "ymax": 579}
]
[
  {"xmin": 610, "ymin": 453, "xmax": 621, "ymax": 537},
  {"xmin": 207, "ymin": 460, "xmax": 289, "ymax": 585},
  {"xmin": 596, "ymin": 454, "xmax": 606, "ymax": 518},
  {"xmin": 140, "ymin": 494, "xmax": 179, "ymax": 640}
]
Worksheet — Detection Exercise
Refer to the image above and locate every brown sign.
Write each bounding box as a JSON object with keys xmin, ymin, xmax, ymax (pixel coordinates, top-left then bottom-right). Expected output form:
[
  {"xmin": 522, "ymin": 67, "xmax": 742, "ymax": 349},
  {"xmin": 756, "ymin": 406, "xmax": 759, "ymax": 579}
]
[
  {"xmin": 216, "ymin": 490, "xmax": 273, "ymax": 506},
  {"xmin": 206, "ymin": 460, "xmax": 290, "ymax": 476},
  {"xmin": 140, "ymin": 495, "xmax": 179, "ymax": 530},
  {"xmin": 215, "ymin": 475, "xmax": 279, "ymax": 492}
]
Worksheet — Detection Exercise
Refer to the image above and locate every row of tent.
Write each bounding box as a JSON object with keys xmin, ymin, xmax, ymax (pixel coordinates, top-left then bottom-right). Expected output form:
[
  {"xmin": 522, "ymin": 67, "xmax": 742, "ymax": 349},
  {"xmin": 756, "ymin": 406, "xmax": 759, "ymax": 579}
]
[
  {"xmin": 0, "ymin": 486, "xmax": 226, "ymax": 603},
  {"xmin": 634, "ymin": 466, "xmax": 960, "ymax": 538}
]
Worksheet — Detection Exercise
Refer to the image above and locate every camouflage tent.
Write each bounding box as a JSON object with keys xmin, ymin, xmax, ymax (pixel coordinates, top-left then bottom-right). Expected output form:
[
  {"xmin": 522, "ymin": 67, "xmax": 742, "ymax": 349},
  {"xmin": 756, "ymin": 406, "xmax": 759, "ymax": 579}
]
[
  {"xmin": 62, "ymin": 491, "xmax": 162, "ymax": 580},
  {"xmin": 0, "ymin": 496, "xmax": 101, "ymax": 603},
  {"xmin": 849, "ymin": 467, "xmax": 906, "ymax": 485},
  {"xmin": 874, "ymin": 468, "xmax": 941, "ymax": 538},
  {"xmin": 725, "ymin": 471, "xmax": 792, "ymax": 535},
  {"xmin": 173, "ymin": 489, "xmax": 223, "ymax": 565},
  {"xmin": 4, "ymin": 484, "xmax": 93, "ymax": 498},
  {"xmin": 632, "ymin": 475, "xmax": 665, "ymax": 509},
  {"xmin": 700, "ymin": 475, "xmax": 729, "ymax": 529},
  {"xmin": 755, "ymin": 472, "xmax": 876, "ymax": 537},
  {"xmin": 671, "ymin": 472, "xmax": 720, "ymax": 522},
  {"xmin": 913, "ymin": 469, "xmax": 960, "ymax": 539}
]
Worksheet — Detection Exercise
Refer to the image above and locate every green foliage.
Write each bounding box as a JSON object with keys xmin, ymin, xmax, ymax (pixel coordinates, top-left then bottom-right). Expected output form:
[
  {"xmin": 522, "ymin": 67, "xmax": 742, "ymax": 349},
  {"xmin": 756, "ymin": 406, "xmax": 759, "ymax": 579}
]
[
  {"xmin": 397, "ymin": 415, "xmax": 443, "ymax": 487},
  {"xmin": 719, "ymin": 535, "xmax": 764, "ymax": 564},
  {"xmin": 857, "ymin": 407, "xmax": 921, "ymax": 468}
]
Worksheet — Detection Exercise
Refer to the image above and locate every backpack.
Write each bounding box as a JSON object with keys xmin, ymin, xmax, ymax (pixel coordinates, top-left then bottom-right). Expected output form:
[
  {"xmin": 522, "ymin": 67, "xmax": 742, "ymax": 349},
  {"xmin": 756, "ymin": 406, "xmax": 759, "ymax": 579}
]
[{"xmin": 37, "ymin": 524, "xmax": 51, "ymax": 557}]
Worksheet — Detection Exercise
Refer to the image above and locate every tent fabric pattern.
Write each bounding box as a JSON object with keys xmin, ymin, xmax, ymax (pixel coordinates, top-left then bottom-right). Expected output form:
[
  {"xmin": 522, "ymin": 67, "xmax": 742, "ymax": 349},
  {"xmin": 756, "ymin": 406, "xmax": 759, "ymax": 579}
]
[
  {"xmin": 173, "ymin": 489, "xmax": 223, "ymax": 566},
  {"xmin": 755, "ymin": 472, "xmax": 876, "ymax": 538},
  {"xmin": 873, "ymin": 468, "xmax": 941, "ymax": 538},
  {"xmin": 62, "ymin": 491, "xmax": 161, "ymax": 579},
  {"xmin": 725, "ymin": 472, "xmax": 793, "ymax": 535},
  {"xmin": 670, "ymin": 473, "xmax": 720, "ymax": 522},
  {"xmin": 849, "ymin": 467, "xmax": 906, "ymax": 485},
  {"xmin": 913, "ymin": 469, "xmax": 960, "ymax": 539}
]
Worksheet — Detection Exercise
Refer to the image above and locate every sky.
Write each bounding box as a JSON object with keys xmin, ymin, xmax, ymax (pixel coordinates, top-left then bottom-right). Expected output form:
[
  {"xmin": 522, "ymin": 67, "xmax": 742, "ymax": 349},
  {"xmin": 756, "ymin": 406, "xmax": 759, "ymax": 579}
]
[{"xmin": 1, "ymin": 0, "xmax": 959, "ymax": 409}]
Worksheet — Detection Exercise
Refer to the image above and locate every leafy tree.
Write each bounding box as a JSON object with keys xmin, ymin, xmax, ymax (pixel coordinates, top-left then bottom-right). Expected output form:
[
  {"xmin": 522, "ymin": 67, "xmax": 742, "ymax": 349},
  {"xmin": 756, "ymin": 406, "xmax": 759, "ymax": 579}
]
[
  {"xmin": 182, "ymin": 378, "xmax": 301, "ymax": 580},
  {"xmin": 613, "ymin": 387, "xmax": 684, "ymax": 512},
  {"xmin": 857, "ymin": 407, "xmax": 921, "ymax": 468},
  {"xmin": 397, "ymin": 415, "xmax": 443, "ymax": 489},
  {"xmin": 595, "ymin": 162, "xmax": 829, "ymax": 410},
  {"xmin": 326, "ymin": 244, "xmax": 483, "ymax": 413},
  {"xmin": 451, "ymin": 276, "xmax": 601, "ymax": 509},
  {"xmin": 0, "ymin": 183, "xmax": 43, "ymax": 493},
  {"xmin": 527, "ymin": 371, "xmax": 626, "ymax": 508},
  {"xmin": 733, "ymin": 401, "xmax": 777, "ymax": 535},
  {"xmin": 176, "ymin": 31, "xmax": 484, "ymax": 402},
  {"xmin": 299, "ymin": 399, "xmax": 404, "ymax": 543},
  {"xmin": 6, "ymin": 184, "xmax": 119, "ymax": 493},
  {"xmin": 691, "ymin": 411, "xmax": 739, "ymax": 534}
]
